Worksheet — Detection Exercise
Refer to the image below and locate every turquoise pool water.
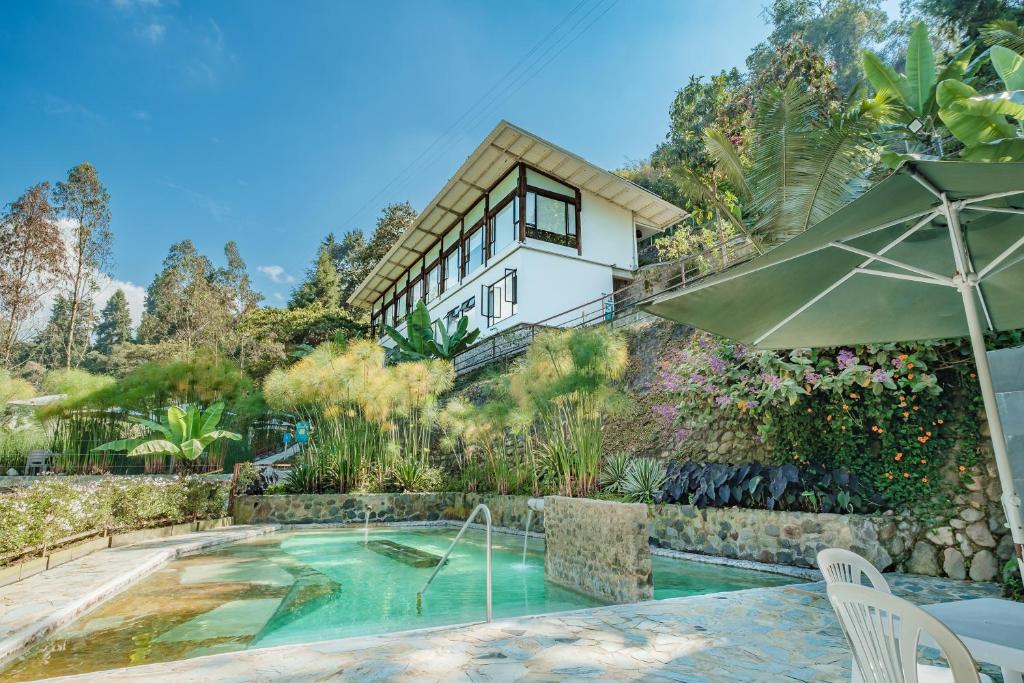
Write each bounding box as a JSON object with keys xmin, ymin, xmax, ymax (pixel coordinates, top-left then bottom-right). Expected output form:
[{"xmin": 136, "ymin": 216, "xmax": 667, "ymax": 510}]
[{"xmin": 3, "ymin": 527, "xmax": 800, "ymax": 680}]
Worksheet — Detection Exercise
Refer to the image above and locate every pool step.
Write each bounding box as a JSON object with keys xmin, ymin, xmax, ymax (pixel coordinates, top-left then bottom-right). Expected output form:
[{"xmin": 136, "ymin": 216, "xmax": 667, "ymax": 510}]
[{"xmin": 365, "ymin": 540, "xmax": 446, "ymax": 568}]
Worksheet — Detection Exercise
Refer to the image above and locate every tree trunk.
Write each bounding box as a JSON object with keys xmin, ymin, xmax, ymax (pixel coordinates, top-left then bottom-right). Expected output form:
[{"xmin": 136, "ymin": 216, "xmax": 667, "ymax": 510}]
[{"xmin": 64, "ymin": 233, "xmax": 86, "ymax": 370}]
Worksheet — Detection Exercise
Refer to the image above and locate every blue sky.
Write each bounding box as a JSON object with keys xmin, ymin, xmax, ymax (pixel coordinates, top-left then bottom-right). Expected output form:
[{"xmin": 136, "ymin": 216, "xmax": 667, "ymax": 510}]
[{"xmin": 3, "ymin": 1, "xmax": 815, "ymax": 314}]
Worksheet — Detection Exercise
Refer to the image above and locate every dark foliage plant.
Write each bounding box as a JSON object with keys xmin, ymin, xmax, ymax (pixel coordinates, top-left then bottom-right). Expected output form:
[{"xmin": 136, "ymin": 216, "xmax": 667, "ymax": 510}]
[{"xmin": 656, "ymin": 461, "xmax": 882, "ymax": 514}]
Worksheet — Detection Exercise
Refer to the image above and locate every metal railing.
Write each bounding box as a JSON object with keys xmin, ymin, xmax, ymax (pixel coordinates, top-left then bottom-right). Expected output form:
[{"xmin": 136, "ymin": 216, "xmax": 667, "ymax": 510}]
[
  {"xmin": 417, "ymin": 503, "xmax": 492, "ymax": 622},
  {"xmin": 448, "ymin": 236, "xmax": 757, "ymax": 375}
]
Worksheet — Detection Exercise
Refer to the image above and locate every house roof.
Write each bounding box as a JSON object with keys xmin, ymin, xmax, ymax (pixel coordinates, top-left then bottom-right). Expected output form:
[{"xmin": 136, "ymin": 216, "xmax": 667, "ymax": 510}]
[{"xmin": 348, "ymin": 121, "xmax": 687, "ymax": 310}]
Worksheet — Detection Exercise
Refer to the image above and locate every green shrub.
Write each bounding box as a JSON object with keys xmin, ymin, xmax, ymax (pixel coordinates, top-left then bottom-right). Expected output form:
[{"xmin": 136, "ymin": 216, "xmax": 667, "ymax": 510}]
[
  {"xmin": 0, "ymin": 477, "xmax": 229, "ymax": 558},
  {"xmin": 599, "ymin": 453, "xmax": 632, "ymax": 494},
  {"xmin": 621, "ymin": 457, "xmax": 666, "ymax": 504}
]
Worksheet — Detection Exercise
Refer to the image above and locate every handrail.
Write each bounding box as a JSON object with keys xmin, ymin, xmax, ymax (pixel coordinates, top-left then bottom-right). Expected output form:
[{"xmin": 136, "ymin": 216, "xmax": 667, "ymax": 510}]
[{"xmin": 417, "ymin": 503, "xmax": 492, "ymax": 622}]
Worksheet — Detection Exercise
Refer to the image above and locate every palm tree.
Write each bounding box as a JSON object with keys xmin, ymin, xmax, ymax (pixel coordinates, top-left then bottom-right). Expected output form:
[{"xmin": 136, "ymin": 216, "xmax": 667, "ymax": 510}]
[
  {"xmin": 94, "ymin": 402, "xmax": 241, "ymax": 471},
  {"xmin": 676, "ymin": 80, "xmax": 887, "ymax": 250}
]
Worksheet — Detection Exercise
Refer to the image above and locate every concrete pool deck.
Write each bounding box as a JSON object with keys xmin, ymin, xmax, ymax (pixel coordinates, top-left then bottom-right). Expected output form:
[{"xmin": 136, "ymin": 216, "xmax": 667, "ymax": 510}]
[
  {"xmin": 0, "ymin": 525, "xmax": 279, "ymax": 667},
  {"xmin": 25, "ymin": 575, "xmax": 1002, "ymax": 682},
  {"xmin": 0, "ymin": 524, "xmax": 1004, "ymax": 682}
]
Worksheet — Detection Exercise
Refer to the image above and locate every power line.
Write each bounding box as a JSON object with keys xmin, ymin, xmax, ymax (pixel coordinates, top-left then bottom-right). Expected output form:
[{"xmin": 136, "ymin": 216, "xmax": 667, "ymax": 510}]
[{"xmin": 337, "ymin": 0, "xmax": 616, "ymax": 235}]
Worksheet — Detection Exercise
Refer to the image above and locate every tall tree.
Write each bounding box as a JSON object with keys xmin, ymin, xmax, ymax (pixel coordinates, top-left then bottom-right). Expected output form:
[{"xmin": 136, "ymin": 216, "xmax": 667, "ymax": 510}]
[
  {"xmin": 220, "ymin": 241, "xmax": 263, "ymax": 316},
  {"xmin": 93, "ymin": 289, "xmax": 133, "ymax": 355},
  {"xmin": 137, "ymin": 240, "xmax": 233, "ymax": 352},
  {"xmin": 903, "ymin": 0, "xmax": 1024, "ymax": 45},
  {"xmin": 289, "ymin": 235, "xmax": 343, "ymax": 309},
  {"xmin": 352, "ymin": 202, "xmax": 418, "ymax": 284},
  {"xmin": 748, "ymin": 0, "xmax": 898, "ymax": 93},
  {"xmin": 0, "ymin": 183, "xmax": 66, "ymax": 368},
  {"xmin": 331, "ymin": 230, "xmax": 368, "ymax": 305},
  {"xmin": 52, "ymin": 163, "xmax": 111, "ymax": 369},
  {"xmin": 33, "ymin": 295, "xmax": 94, "ymax": 369}
]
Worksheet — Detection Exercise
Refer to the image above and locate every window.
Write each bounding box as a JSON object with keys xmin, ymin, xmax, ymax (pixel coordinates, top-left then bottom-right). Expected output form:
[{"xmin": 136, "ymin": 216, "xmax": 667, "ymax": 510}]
[
  {"xmin": 395, "ymin": 291, "xmax": 407, "ymax": 322},
  {"xmin": 411, "ymin": 277, "xmax": 424, "ymax": 304},
  {"xmin": 525, "ymin": 191, "xmax": 577, "ymax": 248},
  {"xmin": 443, "ymin": 247, "xmax": 460, "ymax": 292},
  {"xmin": 489, "ymin": 200, "xmax": 517, "ymax": 256},
  {"xmin": 425, "ymin": 264, "xmax": 440, "ymax": 302},
  {"xmin": 481, "ymin": 268, "xmax": 517, "ymax": 326},
  {"xmin": 464, "ymin": 225, "xmax": 484, "ymax": 275}
]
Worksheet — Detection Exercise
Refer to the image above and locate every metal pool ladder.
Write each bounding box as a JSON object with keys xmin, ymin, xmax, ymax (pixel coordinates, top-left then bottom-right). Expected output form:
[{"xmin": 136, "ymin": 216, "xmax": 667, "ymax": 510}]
[{"xmin": 417, "ymin": 503, "xmax": 492, "ymax": 622}]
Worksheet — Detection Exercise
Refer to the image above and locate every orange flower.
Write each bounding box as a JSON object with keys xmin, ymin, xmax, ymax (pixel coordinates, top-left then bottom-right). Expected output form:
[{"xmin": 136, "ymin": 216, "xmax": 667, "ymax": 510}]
[
  {"xmin": 907, "ymin": 373, "xmax": 914, "ymax": 380},
  {"xmin": 903, "ymin": 472, "xmax": 910, "ymax": 478},
  {"xmin": 912, "ymin": 406, "xmax": 919, "ymax": 412},
  {"xmin": 826, "ymin": 414, "xmax": 833, "ymax": 422},
  {"xmin": 907, "ymin": 362, "xmax": 914, "ymax": 369},
  {"xmin": 920, "ymin": 458, "xmax": 927, "ymax": 464},
  {"xmin": 885, "ymin": 472, "xmax": 894, "ymax": 480},
  {"xmin": 921, "ymin": 476, "xmax": 929, "ymax": 484},
  {"xmin": 842, "ymin": 403, "xmax": 849, "ymax": 410},
  {"xmin": 871, "ymin": 425, "xmax": 879, "ymax": 432},
  {"xmin": 925, "ymin": 431, "xmax": 932, "ymax": 437},
  {"xmin": 894, "ymin": 452, "xmax": 903, "ymax": 462},
  {"xmin": 958, "ymin": 464, "xmax": 967, "ymax": 473},
  {"xmin": 902, "ymin": 411, "xmax": 910, "ymax": 418},
  {"xmin": 970, "ymin": 372, "xmax": 977, "ymax": 379},
  {"xmin": 937, "ymin": 419, "xmax": 944, "ymax": 425},
  {"xmin": 917, "ymin": 436, "xmax": 929, "ymax": 443},
  {"xmin": 898, "ymin": 354, "xmax": 908, "ymax": 360}
]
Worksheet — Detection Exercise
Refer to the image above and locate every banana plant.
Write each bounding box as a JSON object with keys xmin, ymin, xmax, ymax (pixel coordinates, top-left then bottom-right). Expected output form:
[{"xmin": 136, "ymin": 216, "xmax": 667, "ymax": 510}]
[
  {"xmin": 94, "ymin": 402, "xmax": 242, "ymax": 462},
  {"xmin": 937, "ymin": 45, "xmax": 1024, "ymax": 161},
  {"xmin": 383, "ymin": 300, "xmax": 480, "ymax": 362},
  {"xmin": 863, "ymin": 22, "xmax": 982, "ymax": 164}
]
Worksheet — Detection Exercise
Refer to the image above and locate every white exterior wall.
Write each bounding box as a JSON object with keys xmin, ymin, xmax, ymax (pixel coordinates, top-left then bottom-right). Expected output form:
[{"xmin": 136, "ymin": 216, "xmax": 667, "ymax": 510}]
[{"xmin": 382, "ymin": 191, "xmax": 636, "ymax": 346}]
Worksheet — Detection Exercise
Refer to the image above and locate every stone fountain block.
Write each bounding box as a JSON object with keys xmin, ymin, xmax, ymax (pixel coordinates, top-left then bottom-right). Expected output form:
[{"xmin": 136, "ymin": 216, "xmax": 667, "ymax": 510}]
[{"xmin": 543, "ymin": 496, "xmax": 652, "ymax": 603}]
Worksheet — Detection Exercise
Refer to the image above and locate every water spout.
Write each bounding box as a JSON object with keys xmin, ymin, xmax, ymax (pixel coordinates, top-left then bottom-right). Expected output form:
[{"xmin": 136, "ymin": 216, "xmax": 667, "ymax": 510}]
[
  {"xmin": 522, "ymin": 507, "xmax": 533, "ymax": 565},
  {"xmin": 364, "ymin": 505, "xmax": 372, "ymax": 544}
]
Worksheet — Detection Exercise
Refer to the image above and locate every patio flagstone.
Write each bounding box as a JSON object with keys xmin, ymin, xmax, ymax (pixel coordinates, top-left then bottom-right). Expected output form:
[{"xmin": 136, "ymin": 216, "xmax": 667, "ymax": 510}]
[{"xmin": 25, "ymin": 573, "xmax": 1001, "ymax": 682}]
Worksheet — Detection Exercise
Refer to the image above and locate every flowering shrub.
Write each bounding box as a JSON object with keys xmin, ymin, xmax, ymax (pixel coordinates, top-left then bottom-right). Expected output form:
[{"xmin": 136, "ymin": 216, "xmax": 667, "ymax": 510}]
[
  {"xmin": 654, "ymin": 333, "xmax": 989, "ymax": 513},
  {"xmin": 0, "ymin": 477, "xmax": 228, "ymax": 558}
]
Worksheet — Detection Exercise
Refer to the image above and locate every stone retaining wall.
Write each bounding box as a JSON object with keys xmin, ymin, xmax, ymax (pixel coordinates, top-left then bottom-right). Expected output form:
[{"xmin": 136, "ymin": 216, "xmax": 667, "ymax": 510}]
[
  {"xmin": 648, "ymin": 505, "xmax": 918, "ymax": 571},
  {"xmin": 232, "ymin": 493, "xmax": 543, "ymax": 533},
  {"xmin": 544, "ymin": 496, "xmax": 652, "ymax": 603}
]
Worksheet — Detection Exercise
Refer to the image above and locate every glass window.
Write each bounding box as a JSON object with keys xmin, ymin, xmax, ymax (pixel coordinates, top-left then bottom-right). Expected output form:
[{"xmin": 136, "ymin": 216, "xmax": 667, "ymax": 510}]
[
  {"xmin": 442, "ymin": 223, "xmax": 461, "ymax": 250},
  {"xmin": 489, "ymin": 168, "xmax": 519, "ymax": 205},
  {"xmin": 425, "ymin": 264, "xmax": 440, "ymax": 302},
  {"xmin": 490, "ymin": 201, "xmax": 517, "ymax": 255},
  {"xmin": 465, "ymin": 226, "xmax": 484, "ymax": 275},
  {"xmin": 443, "ymin": 247, "xmax": 460, "ymax": 292},
  {"xmin": 395, "ymin": 292, "xmax": 407, "ymax": 321},
  {"xmin": 411, "ymin": 277, "xmax": 423, "ymax": 304},
  {"xmin": 537, "ymin": 195, "xmax": 568, "ymax": 234},
  {"xmin": 526, "ymin": 169, "xmax": 574, "ymax": 198},
  {"xmin": 465, "ymin": 199, "xmax": 485, "ymax": 228}
]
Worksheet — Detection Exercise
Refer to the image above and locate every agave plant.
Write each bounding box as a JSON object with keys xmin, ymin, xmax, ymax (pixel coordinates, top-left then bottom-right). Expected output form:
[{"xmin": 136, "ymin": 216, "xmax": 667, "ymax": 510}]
[
  {"xmin": 384, "ymin": 300, "xmax": 480, "ymax": 362},
  {"xmin": 94, "ymin": 402, "xmax": 242, "ymax": 465},
  {"xmin": 598, "ymin": 452, "xmax": 633, "ymax": 493},
  {"xmin": 620, "ymin": 457, "xmax": 667, "ymax": 504}
]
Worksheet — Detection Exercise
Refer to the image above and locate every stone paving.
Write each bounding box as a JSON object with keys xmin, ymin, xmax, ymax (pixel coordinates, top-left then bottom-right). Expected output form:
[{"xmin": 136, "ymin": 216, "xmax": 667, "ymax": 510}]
[
  {"xmin": 30, "ymin": 574, "xmax": 1000, "ymax": 683},
  {"xmin": 0, "ymin": 525, "xmax": 278, "ymax": 667}
]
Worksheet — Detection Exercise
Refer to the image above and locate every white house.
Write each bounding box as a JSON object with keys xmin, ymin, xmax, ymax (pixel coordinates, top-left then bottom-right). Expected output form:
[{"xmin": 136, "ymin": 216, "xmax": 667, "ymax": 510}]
[{"xmin": 348, "ymin": 121, "xmax": 686, "ymax": 346}]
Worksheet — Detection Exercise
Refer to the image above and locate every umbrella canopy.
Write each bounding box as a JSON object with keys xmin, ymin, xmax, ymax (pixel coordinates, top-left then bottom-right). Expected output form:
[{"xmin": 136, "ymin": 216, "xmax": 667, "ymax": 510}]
[{"xmin": 641, "ymin": 160, "xmax": 1024, "ymax": 572}]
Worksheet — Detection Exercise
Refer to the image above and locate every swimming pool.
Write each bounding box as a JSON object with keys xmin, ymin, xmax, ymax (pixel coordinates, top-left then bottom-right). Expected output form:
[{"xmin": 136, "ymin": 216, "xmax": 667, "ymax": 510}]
[{"xmin": 2, "ymin": 527, "xmax": 799, "ymax": 680}]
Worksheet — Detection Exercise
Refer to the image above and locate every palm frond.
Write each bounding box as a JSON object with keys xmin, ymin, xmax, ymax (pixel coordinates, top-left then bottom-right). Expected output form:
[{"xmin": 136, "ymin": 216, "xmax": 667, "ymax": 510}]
[
  {"xmin": 785, "ymin": 103, "xmax": 881, "ymax": 238},
  {"xmin": 981, "ymin": 19, "xmax": 1024, "ymax": 53},
  {"xmin": 703, "ymin": 128, "xmax": 750, "ymax": 200},
  {"xmin": 670, "ymin": 167, "xmax": 765, "ymax": 253},
  {"xmin": 748, "ymin": 81, "xmax": 816, "ymax": 246}
]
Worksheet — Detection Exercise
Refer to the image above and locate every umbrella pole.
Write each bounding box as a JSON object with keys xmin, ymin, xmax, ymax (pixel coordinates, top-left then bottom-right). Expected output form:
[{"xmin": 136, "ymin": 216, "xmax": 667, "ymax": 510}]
[{"xmin": 959, "ymin": 276, "xmax": 1024, "ymax": 583}]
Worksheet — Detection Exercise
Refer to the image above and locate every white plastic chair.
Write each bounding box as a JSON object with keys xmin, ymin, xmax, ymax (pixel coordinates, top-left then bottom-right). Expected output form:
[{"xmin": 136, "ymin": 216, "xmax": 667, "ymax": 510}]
[
  {"xmin": 818, "ymin": 548, "xmax": 891, "ymax": 593},
  {"xmin": 827, "ymin": 583, "xmax": 991, "ymax": 683}
]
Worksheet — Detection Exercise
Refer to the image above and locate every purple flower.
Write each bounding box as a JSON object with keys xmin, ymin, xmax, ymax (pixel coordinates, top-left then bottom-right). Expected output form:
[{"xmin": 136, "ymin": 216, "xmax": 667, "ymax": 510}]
[
  {"xmin": 708, "ymin": 355, "xmax": 727, "ymax": 374},
  {"xmin": 872, "ymin": 369, "xmax": 891, "ymax": 383},
  {"xmin": 688, "ymin": 373, "xmax": 706, "ymax": 386},
  {"xmin": 715, "ymin": 395, "xmax": 733, "ymax": 406},
  {"xmin": 674, "ymin": 428, "xmax": 691, "ymax": 441},
  {"xmin": 760, "ymin": 372, "xmax": 782, "ymax": 390},
  {"xmin": 804, "ymin": 370, "xmax": 822, "ymax": 384},
  {"xmin": 891, "ymin": 357, "xmax": 904, "ymax": 369},
  {"xmin": 837, "ymin": 349, "xmax": 856, "ymax": 369},
  {"xmin": 651, "ymin": 403, "xmax": 679, "ymax": 426}
]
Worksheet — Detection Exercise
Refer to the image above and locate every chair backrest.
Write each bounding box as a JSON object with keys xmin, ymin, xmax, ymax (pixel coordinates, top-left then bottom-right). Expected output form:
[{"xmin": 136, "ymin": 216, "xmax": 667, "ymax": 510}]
[
  {"xmin": 25, "ymin": 450, "xmax": 48, "ymax": 466},
  {"xmin": 818, "ymin": 548, "xmax": 890, "ymax": 594},
  {"xmin": 827, "ymin": 583, "xmax": 981, "ymax": 683}
]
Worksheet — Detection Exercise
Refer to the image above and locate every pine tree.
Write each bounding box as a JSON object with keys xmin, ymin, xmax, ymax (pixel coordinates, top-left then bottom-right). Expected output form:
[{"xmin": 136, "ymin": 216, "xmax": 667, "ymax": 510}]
[
  {"xmin": 289, "ymin": 239, "xmax": 342, "ymax": 309},
  {"xmin": 33, "ymin": 295, "xmax": 94, "ymax": 369},
  {"xmin": 94, "ymin": 289, "xmax": 133, "ymax": 355}
]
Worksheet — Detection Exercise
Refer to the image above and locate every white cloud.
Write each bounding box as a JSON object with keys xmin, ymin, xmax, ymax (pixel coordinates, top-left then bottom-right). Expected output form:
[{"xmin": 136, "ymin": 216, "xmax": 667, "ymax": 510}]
[
  {"xmin": 258, "ymin": 265, "xmax": 294, "ymax": 284},
  {"xmin": 138, "ymin": 21, "xmax": 166, "ymax": 44}
]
